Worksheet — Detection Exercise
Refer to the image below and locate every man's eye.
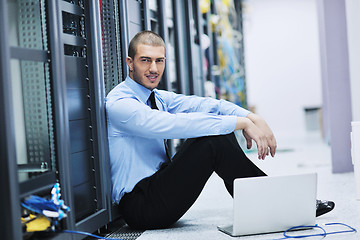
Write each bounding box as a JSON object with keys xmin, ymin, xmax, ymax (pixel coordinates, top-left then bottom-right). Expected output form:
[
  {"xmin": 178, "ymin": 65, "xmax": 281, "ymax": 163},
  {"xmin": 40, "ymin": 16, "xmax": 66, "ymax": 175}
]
[{"xmin": 156, "ymin": 59, "xmax": 164, "ymax": 63}]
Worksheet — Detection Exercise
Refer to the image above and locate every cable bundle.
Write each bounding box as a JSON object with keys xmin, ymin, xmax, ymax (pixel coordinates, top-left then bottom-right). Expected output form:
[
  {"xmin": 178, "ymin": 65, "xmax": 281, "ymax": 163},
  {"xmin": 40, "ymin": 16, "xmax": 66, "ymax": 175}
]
[{"xmin": 21, "ymin": 183, "xmax": 70, "ymax": 231}]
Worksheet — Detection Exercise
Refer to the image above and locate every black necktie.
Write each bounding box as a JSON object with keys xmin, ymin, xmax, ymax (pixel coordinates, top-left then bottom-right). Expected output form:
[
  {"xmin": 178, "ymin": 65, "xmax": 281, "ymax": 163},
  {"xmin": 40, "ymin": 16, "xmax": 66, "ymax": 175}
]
[
  {"xmin": 148, "ymin": 91, "xmax": 158, "ymax": 110},
  {"xmin": 148, "ymin": 92, "xmax": 171, "ymax": 161}
]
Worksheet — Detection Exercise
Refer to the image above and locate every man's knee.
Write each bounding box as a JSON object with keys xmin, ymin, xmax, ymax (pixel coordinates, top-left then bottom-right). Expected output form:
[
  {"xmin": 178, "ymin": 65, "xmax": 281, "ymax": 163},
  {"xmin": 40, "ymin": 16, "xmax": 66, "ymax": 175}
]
[{"xmin": 191, "ymin": 132, "xmax": 235, "ymax": 143}]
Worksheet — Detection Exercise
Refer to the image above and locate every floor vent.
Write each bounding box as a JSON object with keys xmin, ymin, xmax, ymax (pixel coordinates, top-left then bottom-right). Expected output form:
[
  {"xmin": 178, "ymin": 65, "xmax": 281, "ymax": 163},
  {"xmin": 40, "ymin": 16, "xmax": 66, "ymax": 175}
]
[{"xmin": 106, "ymin": 225, "xmax": 144, "ymax": 240}]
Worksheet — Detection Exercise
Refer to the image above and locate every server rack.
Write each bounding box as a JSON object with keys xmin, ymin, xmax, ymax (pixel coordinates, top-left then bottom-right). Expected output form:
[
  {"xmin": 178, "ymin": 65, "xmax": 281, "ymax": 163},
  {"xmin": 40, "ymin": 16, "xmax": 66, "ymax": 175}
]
[
  {"xmin": 1, "ymin": 1, "xmax": 246, "ymax": 239},
  {"xmin": 207, "ymin": 0, "xmax": 248, "ymax": 107},
  {"xmin": 7, "ymin": 0, "xmax": 57, "ymax": 199},
  {"xmin": 101, "ymin": 0, "xmax": 123, "ymax": 95},
  {"xmin": 5, "ymin": 1, "xmax": 59, "ymax": 237},
  {"xmin": 2, "ymin": 0, "xmax": 109, "ymax": 239},
  {"xmin": 54, "ymin": 0, "xmax": 109, "ymax": 234}
]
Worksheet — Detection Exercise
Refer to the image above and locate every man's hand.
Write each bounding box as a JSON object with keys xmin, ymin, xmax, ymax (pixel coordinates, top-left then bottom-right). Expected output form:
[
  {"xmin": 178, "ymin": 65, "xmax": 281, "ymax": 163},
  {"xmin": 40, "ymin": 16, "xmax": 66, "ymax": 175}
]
[
  {"xmin": 235, "ymin": 114, "xmax": 277, "ymax": 160},
  {"xmin": 246, "ymin": 113, "xmax": 277, "ymax": 158}
]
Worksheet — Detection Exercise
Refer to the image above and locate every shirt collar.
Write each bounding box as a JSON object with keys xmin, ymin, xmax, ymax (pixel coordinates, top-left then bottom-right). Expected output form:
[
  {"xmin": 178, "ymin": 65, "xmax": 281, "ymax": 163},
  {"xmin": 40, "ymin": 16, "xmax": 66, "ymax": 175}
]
[{"xmin": 124, "ymin": 76, "xmax": 157, "ymax": 104}]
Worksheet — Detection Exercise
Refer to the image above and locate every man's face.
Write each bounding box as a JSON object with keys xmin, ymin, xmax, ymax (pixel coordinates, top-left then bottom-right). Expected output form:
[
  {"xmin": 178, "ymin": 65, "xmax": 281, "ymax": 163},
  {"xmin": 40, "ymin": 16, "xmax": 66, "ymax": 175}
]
[{"xmin": 126, "ymin": 44, "xmax": 166, "ymax": 91}]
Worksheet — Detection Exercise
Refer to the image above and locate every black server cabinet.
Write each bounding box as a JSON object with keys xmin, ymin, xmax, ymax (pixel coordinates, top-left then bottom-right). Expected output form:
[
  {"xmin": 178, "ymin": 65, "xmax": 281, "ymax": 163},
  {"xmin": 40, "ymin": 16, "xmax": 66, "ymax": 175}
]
[
  {"xmin": 2, "ymin": 0, "xmax": 110, "ymax": 239},
  {"xmin": 7, "ymin": 0, "xmax": 57, "ymax": 199},
  {"xmin": 3, "ymin": 0, "xmax": 62, "ymax": 238},
  {"xmin": 56, "ymin": 0, "xmax": 109, "ymax": 234}
]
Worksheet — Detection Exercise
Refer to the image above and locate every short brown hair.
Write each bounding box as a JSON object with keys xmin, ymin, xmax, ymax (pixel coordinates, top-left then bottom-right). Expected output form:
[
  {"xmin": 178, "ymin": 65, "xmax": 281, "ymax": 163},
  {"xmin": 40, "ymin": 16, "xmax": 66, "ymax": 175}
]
[{"xmin": 128, "ymin": 30, "xmax": 166, "ymax": 59}]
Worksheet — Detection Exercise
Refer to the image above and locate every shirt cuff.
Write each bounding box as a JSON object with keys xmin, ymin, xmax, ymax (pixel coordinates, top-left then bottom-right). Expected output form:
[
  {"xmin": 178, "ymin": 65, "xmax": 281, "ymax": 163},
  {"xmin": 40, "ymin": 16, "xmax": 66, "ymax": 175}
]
[
  {"xmin": 236, "ymin": 108, "xmax": 251, "ymax": 117},
  {"xmin": 219, "ymin": 115, "xmax": 238, "ymax": 134}
]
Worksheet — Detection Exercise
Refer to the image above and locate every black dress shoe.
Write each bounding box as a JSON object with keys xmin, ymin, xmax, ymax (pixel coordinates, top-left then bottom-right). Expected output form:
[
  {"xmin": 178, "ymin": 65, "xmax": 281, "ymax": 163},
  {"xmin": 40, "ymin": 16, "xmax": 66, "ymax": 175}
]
[{"xmin": 316, "ymin": 200, "xmax": 335, "ymax": 217}]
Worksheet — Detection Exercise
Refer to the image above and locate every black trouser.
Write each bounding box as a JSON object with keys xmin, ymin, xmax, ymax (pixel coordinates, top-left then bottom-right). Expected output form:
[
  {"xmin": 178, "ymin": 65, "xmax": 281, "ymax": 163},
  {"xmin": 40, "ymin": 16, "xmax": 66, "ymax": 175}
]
[{"xmin": 118, "ymin": 133, "xmax": 266, "ymax": 230}]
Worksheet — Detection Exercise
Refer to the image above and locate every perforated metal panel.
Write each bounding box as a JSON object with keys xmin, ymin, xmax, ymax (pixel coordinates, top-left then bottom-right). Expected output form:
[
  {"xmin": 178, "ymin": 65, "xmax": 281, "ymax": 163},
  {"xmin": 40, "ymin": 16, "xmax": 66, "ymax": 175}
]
[
  {"xmin": 20, "ymin": 61, "xmax": 53, "ymax": 166},
  {"xmin": 102, "ymin": 0, "xmax": 123, "ymax": 94},
  {"xmin": 106, "ymin": 225, "xmax": 144, "ymax": 240},
  {"xmin": 18, "ymin": 0, "xmax": 47, "ymax": 50},
  {"xmin": 17, "ymin": 0, "xmax": 55, "ymax": 173}
]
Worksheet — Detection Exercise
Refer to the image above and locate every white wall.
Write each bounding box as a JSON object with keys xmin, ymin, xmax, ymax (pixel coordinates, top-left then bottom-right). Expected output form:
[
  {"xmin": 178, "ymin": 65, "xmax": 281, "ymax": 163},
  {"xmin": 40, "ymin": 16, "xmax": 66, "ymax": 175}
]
[
  {"xmin": 242, "ymin": 0, "xmax": 322, "ymax": 138},
  {"xmin": 346, "ymin": 0, "xmax": 360, "ymax": 122}
]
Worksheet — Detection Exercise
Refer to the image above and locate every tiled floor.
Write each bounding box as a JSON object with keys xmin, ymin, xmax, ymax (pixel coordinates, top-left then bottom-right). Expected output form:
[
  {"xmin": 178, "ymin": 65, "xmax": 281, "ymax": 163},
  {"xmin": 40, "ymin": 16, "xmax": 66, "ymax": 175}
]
[{"xmin": 136, "ymin": 132, "xmax": 360, "ymax": 240}]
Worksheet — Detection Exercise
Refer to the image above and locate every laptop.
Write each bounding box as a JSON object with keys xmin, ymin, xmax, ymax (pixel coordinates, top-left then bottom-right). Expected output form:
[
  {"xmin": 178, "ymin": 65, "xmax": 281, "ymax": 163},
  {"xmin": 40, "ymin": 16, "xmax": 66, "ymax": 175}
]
[{"xmin": 218, "ymin": 173, "xmax": 317, "ymax": 236}]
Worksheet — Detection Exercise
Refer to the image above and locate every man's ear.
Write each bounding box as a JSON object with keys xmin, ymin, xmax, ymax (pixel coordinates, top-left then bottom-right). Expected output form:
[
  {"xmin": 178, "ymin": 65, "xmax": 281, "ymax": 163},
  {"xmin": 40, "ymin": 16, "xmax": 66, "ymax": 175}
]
[{"xmin": 126, "ymin": 56, "xmax": 133, "ymax": 72}]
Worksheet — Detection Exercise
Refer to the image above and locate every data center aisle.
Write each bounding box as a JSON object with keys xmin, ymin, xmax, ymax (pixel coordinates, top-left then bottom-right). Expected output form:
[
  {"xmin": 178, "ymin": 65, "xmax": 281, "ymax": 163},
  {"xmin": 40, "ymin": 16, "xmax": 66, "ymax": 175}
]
[{"xmin": 136, "ymin": 132, "xmax": 360, "ymax": 240}]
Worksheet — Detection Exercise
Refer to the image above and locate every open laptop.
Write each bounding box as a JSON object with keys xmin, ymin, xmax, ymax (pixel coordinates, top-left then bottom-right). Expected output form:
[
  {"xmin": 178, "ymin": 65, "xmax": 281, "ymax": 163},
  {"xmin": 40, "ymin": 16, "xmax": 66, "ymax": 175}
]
[{"xmin": 218, "ymin": 173, "xmax": 317, "ymax": 237}]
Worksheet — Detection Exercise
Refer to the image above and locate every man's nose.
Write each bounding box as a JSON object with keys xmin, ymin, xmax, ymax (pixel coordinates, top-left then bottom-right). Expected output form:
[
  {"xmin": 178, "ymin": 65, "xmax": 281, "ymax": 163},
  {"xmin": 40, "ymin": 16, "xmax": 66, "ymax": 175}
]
[{"xmin": 149, "ymin": 61, "xmax": 158, "ymax": 72}]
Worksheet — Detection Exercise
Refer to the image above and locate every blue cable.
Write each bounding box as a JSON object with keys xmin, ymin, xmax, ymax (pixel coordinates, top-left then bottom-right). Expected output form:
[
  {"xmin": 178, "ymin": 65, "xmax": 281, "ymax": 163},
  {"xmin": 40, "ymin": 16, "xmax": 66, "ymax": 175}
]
[
  {"xmin": 62, "ymin": 230, "xmax": 124, "ymax": 240},
  {"xmin": 272, "ymin": 222, "xmax": 357, "ymax": 239},
  {"xmin": 323, "ymin": 222, "xmax": 357, "ymax": 235},
  {"xmin": 21, "ymin": 188, "xmax": 126, "ymax": 239},
  {"xmin": 63, "ymin": 223, "xmax": 356, "ymax": 240},
  {"xmin": 283, "ymin": 224, "xmax": 327, "ymax": 239}
]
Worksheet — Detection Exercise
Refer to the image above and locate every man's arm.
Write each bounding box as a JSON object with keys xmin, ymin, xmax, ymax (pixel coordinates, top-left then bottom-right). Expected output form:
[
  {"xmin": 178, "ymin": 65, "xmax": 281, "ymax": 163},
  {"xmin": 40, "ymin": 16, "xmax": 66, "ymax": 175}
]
[
  {"xmin": 161, "ymin": 91, "xmax": 276, "ymax": 159},
  {"xmin": 235, "ymin": 114, "xmax": 277, "ymax": 160},
  {"xmin": 161, "ymin": 90, "xmax": 251, "ymax": 117},
  {"xmin": 107, "ymin": 96, "xmax": 238, "ymax": 140}
]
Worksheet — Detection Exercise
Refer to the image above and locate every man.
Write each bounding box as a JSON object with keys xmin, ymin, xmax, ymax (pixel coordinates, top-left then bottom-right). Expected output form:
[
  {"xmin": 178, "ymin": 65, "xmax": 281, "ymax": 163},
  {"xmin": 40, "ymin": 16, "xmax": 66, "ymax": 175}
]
[{"xmin": 106, "ymin": 30, "xmax": 334, "ymax": 230}]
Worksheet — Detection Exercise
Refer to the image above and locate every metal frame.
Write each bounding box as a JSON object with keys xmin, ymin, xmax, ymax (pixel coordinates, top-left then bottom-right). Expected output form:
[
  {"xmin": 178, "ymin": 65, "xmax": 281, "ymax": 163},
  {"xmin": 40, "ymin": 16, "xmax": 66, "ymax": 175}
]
[
  {"xmin": 188, "ymin": 0, "xmax": 205, "ymax": 97},
  {"xmin": 0, "ymin": 1, "xmax": 22, "ymax": 239},
  {"xmin": 19, "ymin": 172, "xmax": 57, "ymax": 198},
  {"xmin": 102, "ymin": 0, "xmax": 123, "ymax": 94},
  {"xmin": 100, "ymin": 0, "xmax": 124, "ymax": 221},
  {"xmin": 143, "ymin": 0, "xmax": 151, "ymax": 31},
  {"xmin": 234, "ymin": 0, "xmax": 247, "ymax": 107},
  {"xmin": 184, "ymin": 0, "xmax": 195, "ymax": 95},
  {"xmin": 75, "ymin": 0, "xmax": 109, "ymax": 232},
  {"xmin": 48, "ymin": 0, "xmax": 75, "ymax": 232},
  {"xmin": 10, "ymin": 47, "xmax": 48, "ymax": 62},
  {"xmin": 173, "ymin": 0, "xmax": 190, "ymax": 95},
  {"xmin": 157, "ymin": 0, "xmax": 171, "ymax": 91},
  {"xmin": 203, "ymin": 10, "xmax": 215, "ymax": 83},
  {"xmin": 89, "ymin": 0, "xmax": 111, "ymax": 220},
  {"xmin": 209, "ymin": 2, "xmax": 219, "ymax": 82},
  {"xmin": 50, "ymin": 0, "xmax": 110, "ymax": 235},
  {"xmin": 118, "ymin": 0, "xmax": 130, "ymax": 77}
]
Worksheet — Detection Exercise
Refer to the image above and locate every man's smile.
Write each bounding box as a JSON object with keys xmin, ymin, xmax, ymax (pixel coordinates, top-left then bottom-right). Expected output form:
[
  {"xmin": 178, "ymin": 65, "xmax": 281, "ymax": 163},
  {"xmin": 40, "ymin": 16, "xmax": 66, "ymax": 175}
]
[{"xmin": 146, "ymin": 74, "xmax": 159, "ymax": 82}]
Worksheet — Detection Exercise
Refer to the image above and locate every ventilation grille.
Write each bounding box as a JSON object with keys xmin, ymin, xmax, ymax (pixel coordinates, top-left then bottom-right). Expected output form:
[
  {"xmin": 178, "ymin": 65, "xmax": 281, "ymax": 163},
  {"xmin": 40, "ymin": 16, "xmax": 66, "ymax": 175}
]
[
  {"xmin": 18, "ymin": 0, "xmax": 55, "ymax": 170},
  {"xmin": 106, "ymin": 225, "xmax": 144, "ymax": 240},
  {"xmin": 102, "ymin": 0, "xmax": 123, "ymax": 94}
]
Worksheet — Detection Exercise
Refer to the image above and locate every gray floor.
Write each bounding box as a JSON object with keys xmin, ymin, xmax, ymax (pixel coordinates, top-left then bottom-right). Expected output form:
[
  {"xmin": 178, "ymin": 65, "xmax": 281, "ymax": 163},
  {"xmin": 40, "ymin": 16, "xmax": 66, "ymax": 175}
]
[{"xmin": 136, "ymin": 132, "xmax": 360, "ymax": 240}]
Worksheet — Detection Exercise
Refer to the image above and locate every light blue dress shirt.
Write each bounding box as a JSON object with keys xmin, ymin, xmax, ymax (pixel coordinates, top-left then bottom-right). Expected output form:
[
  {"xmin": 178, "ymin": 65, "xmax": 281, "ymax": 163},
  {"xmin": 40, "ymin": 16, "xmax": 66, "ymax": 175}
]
[{"xmin": 106, "ymin": 76, "xmax": 250, "ymax": 203}]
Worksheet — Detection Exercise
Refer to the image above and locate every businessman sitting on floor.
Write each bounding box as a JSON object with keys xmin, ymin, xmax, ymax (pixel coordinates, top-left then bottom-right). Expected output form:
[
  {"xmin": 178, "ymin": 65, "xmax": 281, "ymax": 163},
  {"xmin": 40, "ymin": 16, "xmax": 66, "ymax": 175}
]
[{"xmin": 106, "ymin": 30, "xmax": 334, "ymax": 230}]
